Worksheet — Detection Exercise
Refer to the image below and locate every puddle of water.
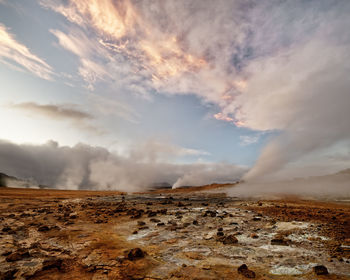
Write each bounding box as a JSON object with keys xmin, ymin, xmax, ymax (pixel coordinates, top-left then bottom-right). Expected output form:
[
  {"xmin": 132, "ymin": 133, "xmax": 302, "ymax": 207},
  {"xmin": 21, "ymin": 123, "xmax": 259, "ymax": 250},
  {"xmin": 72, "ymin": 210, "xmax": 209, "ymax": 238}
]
[
  {"xmin": 276, "ymin": 221, "xmax": 309, "ymax": 231},
  {"xmin": 288, "ymin": 233, "xmax": 329, "ymax": 242},
  {"xmin": 270, "ymin": 263, "xmax": 317, "ymax": 275},
  {"xmin": 270, "ymin": 266, "xmax": 303, "ymax": 275},
  {"xmin": 127, "ymin": 229, "xmax": 156, "ymax": 241},
  {"xmin": 259, "ymin": 244, "xmax": 301, "ymax": 252}
]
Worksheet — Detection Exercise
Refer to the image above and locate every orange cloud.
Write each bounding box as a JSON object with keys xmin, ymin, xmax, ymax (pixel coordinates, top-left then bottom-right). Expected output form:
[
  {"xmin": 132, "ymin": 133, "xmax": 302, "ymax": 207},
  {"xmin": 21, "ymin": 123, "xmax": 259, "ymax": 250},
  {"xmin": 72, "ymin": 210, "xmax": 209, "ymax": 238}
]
[
  {"xmin": 214, "ymin": 112, "xmax": 245, "ymax": 127},
  {"xmin": 213, "ymin": 112, "xmax": 234, "ymax": 122},
  {"xmin": 140, "ymin": 37, "xmax": 206, "ymax": 79},
  {"xmin": 71, "ymin": 0, "xmax": 136, "ymax": 39},
  {"xmin": 45, "ymin": 0, "xmax": 206, "ymax": 84}
]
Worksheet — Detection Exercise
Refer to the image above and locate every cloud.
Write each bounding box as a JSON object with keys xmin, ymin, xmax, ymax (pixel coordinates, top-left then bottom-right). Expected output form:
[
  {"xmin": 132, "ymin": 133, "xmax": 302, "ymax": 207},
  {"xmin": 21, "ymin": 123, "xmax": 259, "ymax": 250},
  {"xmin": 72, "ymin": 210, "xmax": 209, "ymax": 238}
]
[
  {"xmin": 0, "ymin": 23, "xmax": 53, "ymax": 80},
  {"xmin": 40, "ymin": 0, "xmax": 350, "ymax": 180},
  {"xmin": 9, "ymin": 102, "xmax": 102, "ymax": 134},
  {"xmin": 0, "ymin": 139, "xmax": 246, "ymax": 191},
  {"xmin": 128, "ymin": 139, "xmax": 210, "ymax": 163},
  {"xmin": 87, "ymin": 93, "xmax": 140, "ymax": 124},
  {"xmin": 239, "ymin": 135, "xmax": 259, "ymax": 146},
  {"xmin": 42, "ymin": 0, "xmax": 237, "ymax": 98}
]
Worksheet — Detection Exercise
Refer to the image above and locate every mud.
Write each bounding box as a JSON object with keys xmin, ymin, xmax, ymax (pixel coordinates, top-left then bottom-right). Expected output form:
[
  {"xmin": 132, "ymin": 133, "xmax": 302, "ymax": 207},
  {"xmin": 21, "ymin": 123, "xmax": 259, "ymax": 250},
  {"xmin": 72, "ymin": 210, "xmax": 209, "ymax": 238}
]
[{"xmin": 0, "ymin": 187, "xmax": 349, "ymax": 279}]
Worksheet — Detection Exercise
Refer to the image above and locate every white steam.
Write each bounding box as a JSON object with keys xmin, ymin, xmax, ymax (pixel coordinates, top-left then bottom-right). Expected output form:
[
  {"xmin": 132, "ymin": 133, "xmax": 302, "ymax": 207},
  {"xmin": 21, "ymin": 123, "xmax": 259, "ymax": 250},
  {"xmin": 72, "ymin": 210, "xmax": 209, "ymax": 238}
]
[
  {"xmin": 0, "ymin": 139, "xmax": 246, "ymax": 191},
  {"xmin": 229, "ymin": 169, "xmax": 350, "ymax": 198}
]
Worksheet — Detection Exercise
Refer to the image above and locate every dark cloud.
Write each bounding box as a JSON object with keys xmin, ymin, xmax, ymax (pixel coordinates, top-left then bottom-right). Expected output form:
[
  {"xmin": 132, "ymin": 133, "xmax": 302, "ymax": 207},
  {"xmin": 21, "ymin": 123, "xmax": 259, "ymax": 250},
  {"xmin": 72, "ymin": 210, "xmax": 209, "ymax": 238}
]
[
  {"xmin": 11, "ymin": 102, "xmax": 92, "ymax": 120},
  {"xmin": 9, "ymin": 102, "xmax": 103, "ymax": 134}
]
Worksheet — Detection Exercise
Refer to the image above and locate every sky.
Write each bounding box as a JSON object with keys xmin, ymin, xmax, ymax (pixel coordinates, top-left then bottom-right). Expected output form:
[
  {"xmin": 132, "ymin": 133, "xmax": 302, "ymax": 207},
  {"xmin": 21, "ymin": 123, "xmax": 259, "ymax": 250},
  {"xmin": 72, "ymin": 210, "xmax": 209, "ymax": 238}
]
[{"xmin": 0, "ymin": 0, "xmax": 349, "ymax": 191}]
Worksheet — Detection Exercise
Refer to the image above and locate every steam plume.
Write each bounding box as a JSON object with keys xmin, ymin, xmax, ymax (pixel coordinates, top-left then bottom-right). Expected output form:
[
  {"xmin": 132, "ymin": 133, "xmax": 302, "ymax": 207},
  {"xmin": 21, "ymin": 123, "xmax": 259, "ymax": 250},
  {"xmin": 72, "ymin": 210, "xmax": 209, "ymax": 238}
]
[{"xmin": 0, "ymin": 139, "xmax": 246, "ymax": 191}]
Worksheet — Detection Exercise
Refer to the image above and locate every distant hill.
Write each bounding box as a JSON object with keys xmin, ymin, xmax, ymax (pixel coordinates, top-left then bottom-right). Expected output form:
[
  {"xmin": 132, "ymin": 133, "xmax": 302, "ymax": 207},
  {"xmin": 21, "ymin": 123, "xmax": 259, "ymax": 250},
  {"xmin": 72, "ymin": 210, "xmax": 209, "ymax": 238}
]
[
  {"xmin": 0, "ymin": 172, "xmax": 18, "ymax": 187},
  {"xmin": 0, "ymin": 172, "xmax": 42, "ymax": 189}
]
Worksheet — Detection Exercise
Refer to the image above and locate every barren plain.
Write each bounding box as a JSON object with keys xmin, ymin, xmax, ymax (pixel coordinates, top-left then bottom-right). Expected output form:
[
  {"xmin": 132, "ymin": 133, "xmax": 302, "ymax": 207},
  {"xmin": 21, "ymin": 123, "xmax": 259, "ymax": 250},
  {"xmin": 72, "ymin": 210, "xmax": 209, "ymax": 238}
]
[{"xmin": 0, "ymin": 185, "xmax": 349, "ymax": 279}]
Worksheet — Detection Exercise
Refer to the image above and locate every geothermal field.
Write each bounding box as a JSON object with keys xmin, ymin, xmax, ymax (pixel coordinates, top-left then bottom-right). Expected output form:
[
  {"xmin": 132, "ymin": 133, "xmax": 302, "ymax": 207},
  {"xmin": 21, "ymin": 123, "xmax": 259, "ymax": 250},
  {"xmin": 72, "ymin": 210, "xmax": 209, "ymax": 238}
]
[
  {"xmin": 0, "ymin": 185, "xmax": 349, "ymax": 279},
  {"xmin": 1, "ymin": 0, "xmax": 350, "ymax": 279}
]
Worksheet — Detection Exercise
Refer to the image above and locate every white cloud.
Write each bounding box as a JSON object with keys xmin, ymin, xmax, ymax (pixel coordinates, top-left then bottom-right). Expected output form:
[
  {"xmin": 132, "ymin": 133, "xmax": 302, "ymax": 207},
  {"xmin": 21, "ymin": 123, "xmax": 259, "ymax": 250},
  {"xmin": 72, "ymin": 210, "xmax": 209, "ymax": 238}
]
[
  {"xmin": 240, "ymin": 135, "xmax": 259, "ymax": 146},
  {"xmin": 0, "ymin": 23, "xmax": 53, "ymax": 80}
]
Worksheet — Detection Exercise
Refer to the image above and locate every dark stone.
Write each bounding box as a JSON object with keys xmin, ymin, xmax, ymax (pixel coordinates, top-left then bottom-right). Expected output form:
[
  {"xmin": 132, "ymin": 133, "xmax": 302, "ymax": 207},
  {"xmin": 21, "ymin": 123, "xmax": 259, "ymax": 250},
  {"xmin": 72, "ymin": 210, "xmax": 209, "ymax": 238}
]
[
  {"xmin": 158, "ymin": 209, "xmax": 167, "ymax": 215},
  {"xmin": 147, "ymin": 211, "xmax": 157, "ymax": 217},
  {"xmin": 137, "ymin": 221, "xmax": 146, "ymax": 226},
  {"xmin": 42, "ymin": 257, "xmax": 63, "ymax": 270},
  {"xmin": 271, "ymin": 238, "xmax": 289, "ymax": 246},
  {"xmin": 0, "ymin": 269, "xmax": 18, "ymax": 280},
  {"xmin": 6, "ymin": 249, "xmax": 30, "ymax": 262},
  {"xmin": 126, "ymin": 248, "xmax": 145, "ymax": 260},
  {"xmin": 2, "ymin": 226, "xmax": 12, "ymax": 233},
  {"xmin": 138, "ymin": 226, "xmax": 149, "ymax": 230},
  {"xmin": 238, "ymin": 264, "xmax": 256, "ymax": 278},
  {"xmin": 313, "ymin": 265, "xmax": 328, "ymax": 275},
  {"xmin": 222, "ymin": 235, "xmax": 238, "ymax": 245},
  {"xmin": 69, "ymin": 213, "xmax": 77, "ymax": 219},
  {"xmin": 38, "ymin": 225, "xmax": 50, "ymax": 232}
]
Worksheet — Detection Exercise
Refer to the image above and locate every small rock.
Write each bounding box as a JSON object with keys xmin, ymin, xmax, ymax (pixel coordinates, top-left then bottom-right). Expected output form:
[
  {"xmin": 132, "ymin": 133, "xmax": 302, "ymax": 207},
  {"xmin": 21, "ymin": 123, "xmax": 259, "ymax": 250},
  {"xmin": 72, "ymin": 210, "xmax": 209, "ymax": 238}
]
[
  {"xmin": 0, "ymin": 269, "xmax": 18, "ymax": 280},
  {"xmin": 69, "ymin": 212, "xmax": 78, "ymax": 219},
  {"xmin": 147, "ymin": 211, "xmax": 157, "ymax": 217},
  {"xmin": 271, "ymin": 238, "xmax": 289, "ymax": 246},
  {"xmin": 137, "ymin": 221, "xmax": 146, "ymax": 226},
  {"xmin": 6, "ymin": 249, "xmax": 30, "ymax": 262},
  {"xmin": 2, "ymin": 226, "xmax": 12, "ymax": 232},
  {"xmin": 313, "ymin": 265, "xmax": 328, "ymax": 275},
  {"xmin": 42, "ymin": 257, "xmax": 63, "ymax": 271},
  {"xmin": 222, "ymin": 234, "xmax": 238, "ymax": 245},
  {"xmin": 38, "ymin": 225, "xmax": 50, "ymax": 232},
  {"xmin": 238, "ymin": 264, "xmax": 256, "ymax": 278},
  {"xmin": 250, "ymin": 233, "xmax": 259, "ymax": 239},
  {"xmin": 158, "ymin": 209, "xmax": 167, "ymax": 215},
  {"xmin": 125, "ymin": 248, "xmax": 145, "ymax": 260},
  {"xmin": 138, "ymin": 226, "xmax": 149, "ymax": 230}
]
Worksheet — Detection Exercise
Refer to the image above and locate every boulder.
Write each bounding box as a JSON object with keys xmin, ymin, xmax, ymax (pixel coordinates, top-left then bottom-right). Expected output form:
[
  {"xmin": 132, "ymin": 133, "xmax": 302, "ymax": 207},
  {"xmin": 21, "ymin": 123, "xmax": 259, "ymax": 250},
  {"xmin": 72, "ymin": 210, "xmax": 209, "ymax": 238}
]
[
  {"xmin": 222, "ymin": 234, "xmax": 238, "ymax": 245},
  {"xmin": 313, "ymin": 265, "xmax": 328, "ymax": 275},
  {"xmin": 125, "ymin": 248, "xmax": 145, "ymax": 261},
  {"xmin": 238, "ymin": 264, "xmax": 256, "ymax": 278}
]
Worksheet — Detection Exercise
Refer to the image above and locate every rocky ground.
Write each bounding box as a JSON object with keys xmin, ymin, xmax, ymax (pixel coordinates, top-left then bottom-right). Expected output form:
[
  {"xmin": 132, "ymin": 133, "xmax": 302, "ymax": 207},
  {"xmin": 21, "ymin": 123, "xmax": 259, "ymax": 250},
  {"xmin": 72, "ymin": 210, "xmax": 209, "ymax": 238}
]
[{"xmin": 0, "ymin": 187, "xmax": 349, "ymax": 279}]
